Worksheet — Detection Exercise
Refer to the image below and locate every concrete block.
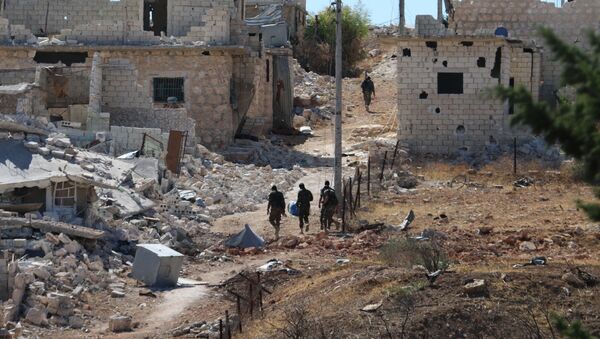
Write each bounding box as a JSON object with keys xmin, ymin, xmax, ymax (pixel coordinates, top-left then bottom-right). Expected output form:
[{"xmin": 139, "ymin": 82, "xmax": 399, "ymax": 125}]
[{"xmin": 132, "ymin": 244, "xmax": 183, "ymax": 287}]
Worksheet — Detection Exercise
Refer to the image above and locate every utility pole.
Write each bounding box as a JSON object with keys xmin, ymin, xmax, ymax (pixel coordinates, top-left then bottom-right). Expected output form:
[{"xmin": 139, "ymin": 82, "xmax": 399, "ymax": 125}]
[
  {"xmin": 438, "ymin": 0, "xmax": 444, "ymax": 22},
  {"xmin": 399, "ymin": 0, "xmax": 405, "ymax": 35},
  {"xmin": 334, "ymin": 0, "xmax": 343, "ymax": 201}
]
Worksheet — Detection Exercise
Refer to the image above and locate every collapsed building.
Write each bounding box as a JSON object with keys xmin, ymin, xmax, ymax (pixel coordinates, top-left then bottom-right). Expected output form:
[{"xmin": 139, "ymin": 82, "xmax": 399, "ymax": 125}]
[
  {"xmin": 0, "ymin": 0, "xmax": 300, "ymax": 153},
  {"xmin": 396, "ymin": 0, "xmax": 600, "ymax": 154}
]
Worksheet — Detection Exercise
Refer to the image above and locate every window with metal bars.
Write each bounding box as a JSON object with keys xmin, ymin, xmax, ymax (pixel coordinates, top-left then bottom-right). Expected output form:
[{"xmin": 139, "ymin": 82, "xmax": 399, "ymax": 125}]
[{"xmin": 153, "ymin": 77, "xmax": 184, "ymax": 103}]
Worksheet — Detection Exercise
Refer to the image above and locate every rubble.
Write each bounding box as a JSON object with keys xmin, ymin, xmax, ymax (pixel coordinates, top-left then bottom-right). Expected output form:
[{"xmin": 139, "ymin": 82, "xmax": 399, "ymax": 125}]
[{"xmin": 109, "ymin": 315, "xmax": 132, "ymax": 333}]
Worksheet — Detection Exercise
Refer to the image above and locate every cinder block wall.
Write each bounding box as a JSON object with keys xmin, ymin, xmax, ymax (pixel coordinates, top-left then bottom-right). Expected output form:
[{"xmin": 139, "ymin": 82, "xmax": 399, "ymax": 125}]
[
  {"xmin": 167, "ymin": 0, "xmax": 233, "ymax": 41},
  {"xmin": 1, "ymin": 0, "xmax": 143, "ymax": 35},
  {"xmin": 397, "ymin": 38, "xmax": 539, "ymax": 154},
  {"xmin": 450, "ymin": 0, "xmax": 600, "ymax": 103},
  {"xmin": 100, "ymin": 49, "xmax": 235, "ymax": 149}
]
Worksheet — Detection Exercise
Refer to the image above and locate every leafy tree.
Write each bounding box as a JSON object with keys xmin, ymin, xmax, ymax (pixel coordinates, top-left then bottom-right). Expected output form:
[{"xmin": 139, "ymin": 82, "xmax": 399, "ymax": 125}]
[
  {"xmin": 496, "ymin": 28, "xmax": 600, "ymax": 221},
  {"xmin": 553, "ymin": 316, "xmax": 598, "ymax": 339},
  {"xmin": 298, "ymin": 2, "xmax": 370, "ymax": 76}
]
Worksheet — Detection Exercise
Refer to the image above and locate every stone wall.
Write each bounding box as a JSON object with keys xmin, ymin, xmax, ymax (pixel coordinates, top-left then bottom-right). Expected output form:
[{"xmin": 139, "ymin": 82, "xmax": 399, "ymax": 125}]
[
  {"xmin": 0, "ymin": 69, "xmax": 37, "ymax": 86},
  {"xmin": 397, "ymin": 38, "xmax": 540, "ymax": 154},
  {"xmin": 0, "ymin": 17, "xmax": 36, "ymax": 44},
  {"xmin": 415, "ymin": 15, "xmax": 451, "ymax": 37},
  {"xmin": 1, "ymin": 0, "xmax": 143, "ymax": 35},
  {"xmin": 59, "ymin": 21, "xmax": 160, "ymax": 46},
  {"xmin": 1, "ymin": 0, "xmax": 235, "ymax": 43},
  {"xmin": 100, "ymin": 49, "xmax": 236, "ymax": 149},
  {"xmin": 233, "ymin": 53, "xmax": 273, "ymax": 136},
  {"xmin": 109, "ymin": 126, "xmax": 165, "ymax": 157},
  {"xmin": 109, "ymin": 107, "xmax": 196, "ymax": 145},
  {"xmin": 450, "ymin": 0, "xmax": 600, "ymax": 102},
  {"xmin": 168, "ymin": 0, "xmax": 233, "ymax": 39}
]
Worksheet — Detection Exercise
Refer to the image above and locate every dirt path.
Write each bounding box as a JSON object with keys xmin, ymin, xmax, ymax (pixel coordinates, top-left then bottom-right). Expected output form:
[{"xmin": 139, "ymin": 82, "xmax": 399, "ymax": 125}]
[{"xmin": 143, "ymin": 279, "xmax": 209, "ymax": 328}]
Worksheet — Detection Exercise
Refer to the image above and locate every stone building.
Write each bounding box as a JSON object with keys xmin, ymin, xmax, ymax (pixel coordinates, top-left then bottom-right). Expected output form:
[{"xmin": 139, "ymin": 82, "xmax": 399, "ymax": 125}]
[
  {"xmin": 397, "ymin": 36, "xmax": 541, "ymax": 154},
  {"xmin": 449, "ymin": 0, "xmax": 600, "ymax": 104},
  {"xmin": 245, "ymin": 0, "xmax": 306, "ymax": 44},
  {"xmin": 0, "ymin": 0, "xmax": 294, "ymax": 151},
  {"xmin": 397, "ymin": 0, "xmax": 599, "ymax": 154}
]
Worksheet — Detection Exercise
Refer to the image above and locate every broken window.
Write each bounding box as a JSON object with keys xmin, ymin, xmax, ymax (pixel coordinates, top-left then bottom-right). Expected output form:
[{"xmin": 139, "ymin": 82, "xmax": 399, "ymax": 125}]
[
  {"xmin": 425, "ymin": 41, "xmax": 438, "ymax": 50},
  {"xmin": 54, "ymin": 182, "xmax": 75, "ymax": 207},
  {"xmin": 438, "ymin": 73, "xmax": 463, "ymax": 94},
  {"xmin": 460, "ymin": 41, "xmax": 474, "ymax": 47},
  {"xmin": 477, "ymin": 57, "xmax": 486, "ymax": 68},
  {"xmin": 266, "ymin": 60, "xmax": 270, "ymax": 83},
  {"xmin": 144, "ymin": 0, "xmax": 168, "ymax": 36},
  {"xmin": 402, "ymin": 48, "xmax": 411, "ymax": 57},
  {"xmin": 33, "ymin": 52, "xmax": 88, "ymax": 66},
  {"xmin": 153, "ymin": 78, "xmax": 184, "ymax": 103},
  {"xmin": 491, "ymin": 47, "xmax": 502, "ymax": 79},
  {"xmin": 419, "ymin": 91, "xmax": 428, "ymax": 99}
]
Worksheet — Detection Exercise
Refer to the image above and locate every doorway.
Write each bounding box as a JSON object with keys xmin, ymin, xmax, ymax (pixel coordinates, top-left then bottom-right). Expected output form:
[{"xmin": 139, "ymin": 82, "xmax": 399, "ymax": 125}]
[{"xmin": 144, "ymin": 0, "xmax": 168, "ymax": 36}]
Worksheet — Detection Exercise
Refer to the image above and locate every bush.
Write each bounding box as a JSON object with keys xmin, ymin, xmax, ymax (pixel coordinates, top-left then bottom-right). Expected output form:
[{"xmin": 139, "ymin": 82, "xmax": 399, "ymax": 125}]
[
  {"xmin": 380, "ymin": 237, "xmax": 450, "ymax": 282},
  {"xmin": 298, "ymin": 3, "xmax": 370, "ymax": 76}
]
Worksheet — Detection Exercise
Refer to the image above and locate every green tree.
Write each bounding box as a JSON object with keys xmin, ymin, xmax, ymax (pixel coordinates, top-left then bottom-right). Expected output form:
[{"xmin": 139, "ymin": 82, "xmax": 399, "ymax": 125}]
[
  {"xmin": 553, "ymin": 316, "xmax": 598, "ymax": 339},
  {"xmin": 298, "ymin": 2, "xmax": 370, "ymax": 76},
  {"xmin": 496, "ymin": 28, "xmax": 600, "ymax": 221}
]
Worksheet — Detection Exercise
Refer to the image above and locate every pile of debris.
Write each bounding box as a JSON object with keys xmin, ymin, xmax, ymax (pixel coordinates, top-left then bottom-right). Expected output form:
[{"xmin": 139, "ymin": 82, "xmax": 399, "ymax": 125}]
[
  {"xmin": 292, "ymin": 59, "xmax": 335, "ymax": 125},
  {"xmin": 165, "ymin": 144, "xmax": 306, "ymax": 220},
  {"xmin": 0, "ymin": 228, "xmax": 128, "ymax": 333}
]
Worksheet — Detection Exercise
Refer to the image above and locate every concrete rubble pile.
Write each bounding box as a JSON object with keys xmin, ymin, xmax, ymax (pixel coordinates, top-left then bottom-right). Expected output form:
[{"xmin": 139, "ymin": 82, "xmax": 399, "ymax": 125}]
[
  {"xmin": 0, "ymin": 230, "xmax": 131, "ymax": 333},
  {"xmin": 226, "ymin": 138, "xmax": 330, "ymax": 168},
  {"xmin": 165, "ymin": 144, "xmax": 305, "ymax": 220},
  {"xmin": 292, "ymin": 59, "xmax": 335, "ymax": 125}
]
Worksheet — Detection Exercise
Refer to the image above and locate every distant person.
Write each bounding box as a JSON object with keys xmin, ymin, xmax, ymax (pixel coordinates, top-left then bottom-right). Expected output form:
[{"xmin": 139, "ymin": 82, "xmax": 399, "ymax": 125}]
[
  {"xmin": 267, "ymin": 186, "xmax": 286, "ymax": 240},
  {"xmin": 320, "ymin": 183, "xmax": 338, "ymax": 231},
  {"xmin": 296, "ymin": 183, "xmax": 313, "ymax": 234},
  {"xmin": 361, "ymin": 76, "xmax": 375, "ymax": 112}
]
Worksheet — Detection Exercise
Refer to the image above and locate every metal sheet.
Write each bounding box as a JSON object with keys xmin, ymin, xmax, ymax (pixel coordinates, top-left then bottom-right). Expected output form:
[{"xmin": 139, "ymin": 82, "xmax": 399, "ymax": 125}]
[{"xmin": 166, "ymin": 130, "xmax": 185, "ymax": 174}]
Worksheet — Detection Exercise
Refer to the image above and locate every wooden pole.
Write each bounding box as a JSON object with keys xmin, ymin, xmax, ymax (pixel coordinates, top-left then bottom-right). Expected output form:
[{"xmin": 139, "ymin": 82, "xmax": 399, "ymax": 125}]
[
  {"xmin": 44, "ymin": 1, "xmax": 50, "ymax": 35},
  {"xmin": 348, "ymin": 177, "xmax": 354, "ymax": 217},
  {"xmin": 380, "ymin": 151, "xmax": 388, "ymax": 183},
  {"xmin": 249, "ymin": 283, "xmax": 254, "ymax": 317},
  {"xmin": 226, "ymin": 311, "xmax": 231, "ymax": 339},
  {"xmin": 219, "ymin": 319, "xmax": 223, "ymax": 339},
  {"xmin": 342, "ymin": 180, "xmax": 347, "ymax": 233},
  {"xmin": 390, "ymin": 140, "xmax": 401, "ymax": 170},
  {"xmin": 367, "ymin": 155, "xmax": 371, "ymax": 196},
  {"xmin": 513, "ymin": 137, "xmax": 517, "ymax": 175},
  {"xmin": 236, "ymin": 296, "xmax": 242, "ymax": 333},
  {"xmin": 354, "ymin": 171, "xmax": 361, "ymax": 210}
]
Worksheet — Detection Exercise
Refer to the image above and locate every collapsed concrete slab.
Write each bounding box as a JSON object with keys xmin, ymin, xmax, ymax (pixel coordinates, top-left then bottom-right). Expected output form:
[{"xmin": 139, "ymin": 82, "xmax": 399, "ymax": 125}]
[{"xmin": 132, "ymin": 244, "xmax": 184, "ymax": 287}]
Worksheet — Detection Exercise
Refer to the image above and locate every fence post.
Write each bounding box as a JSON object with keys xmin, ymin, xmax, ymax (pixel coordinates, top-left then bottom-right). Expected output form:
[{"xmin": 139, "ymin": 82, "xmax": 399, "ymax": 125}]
[
  {"xmin": 342, "ymin": 180, "xmax": 347, "ymax": 233},
  {"xmin": 219, "ymin": 319, "xmax": 223, "ymax": 339},
  {"xmin": 354, "ymin": 171, "xmax": 361, "ymax": 210},
  {"xmin": 226, "ymin": 311, "xmax": 231, "ymax": 339},
  {"xmin": 390, "ymin": 140, "xmax": 400, "ymax": 170},
  {"xmin": 513, "ymin": 137, "xmax": 517, "ymax": 175},
  {"xmin": 367, "ymin": 155, "xmax": 371, "ymax": 196},
  {"xmin": 249, "ymin": 283, "xmax": 254, "ymax": 317},
  {"xmin": 236, "ymin": 295, "xmax": 242, "ymax": 333},
  {"xmin": 380, "ymin": 151, "xmax": 388, "ymax": 183}
]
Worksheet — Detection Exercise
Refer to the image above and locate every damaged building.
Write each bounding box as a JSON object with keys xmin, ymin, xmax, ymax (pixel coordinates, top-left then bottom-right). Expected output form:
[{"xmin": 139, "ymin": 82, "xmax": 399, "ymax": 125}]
[
  {"xmin": 0, "ymin": 0, "xmax": 297, "ymax": 153},
  {"xmin": 397, "ymin": 0, "xmax": 600, "ymax": 154}
]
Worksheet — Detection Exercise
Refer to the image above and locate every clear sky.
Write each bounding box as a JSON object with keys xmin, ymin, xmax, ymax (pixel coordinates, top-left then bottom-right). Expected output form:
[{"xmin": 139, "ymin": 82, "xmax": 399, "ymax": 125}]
[{"xmin": 306, "ymin": 0, "xmax": 560, "ymax": 27}]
